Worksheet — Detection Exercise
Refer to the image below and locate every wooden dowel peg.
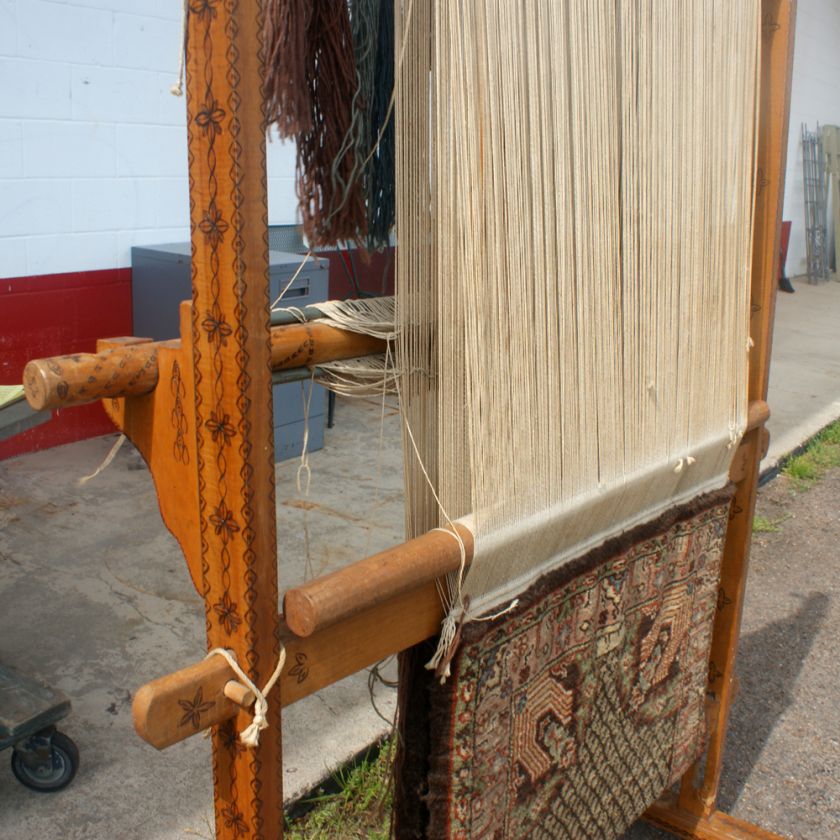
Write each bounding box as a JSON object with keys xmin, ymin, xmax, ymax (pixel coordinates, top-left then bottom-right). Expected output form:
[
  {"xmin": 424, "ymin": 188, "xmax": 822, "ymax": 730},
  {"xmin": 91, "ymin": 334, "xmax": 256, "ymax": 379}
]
[
  {"xmin": 746, "ymin": 399, "xmax": 770, "ymax": 432},
  {"xmin": 223, "ymin": 680, "xmax": 256, "ymax": 709}
]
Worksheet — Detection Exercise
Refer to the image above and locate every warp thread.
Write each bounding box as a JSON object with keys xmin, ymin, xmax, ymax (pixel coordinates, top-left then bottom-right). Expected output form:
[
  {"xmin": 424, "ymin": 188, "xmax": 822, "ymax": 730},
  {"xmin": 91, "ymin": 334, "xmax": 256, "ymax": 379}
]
[{"xmin": 77, "ymin": 434, "xmax": 126, "ymax": 486}]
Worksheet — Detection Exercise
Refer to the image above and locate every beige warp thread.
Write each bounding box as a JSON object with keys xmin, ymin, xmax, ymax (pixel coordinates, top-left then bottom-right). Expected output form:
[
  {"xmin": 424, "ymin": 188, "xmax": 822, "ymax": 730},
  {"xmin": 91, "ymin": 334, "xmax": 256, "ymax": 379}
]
[
  {"xmin": 395, "ymin": 0, "xmax": 761, "ymax": 660},
  {"xmin": 205, "ymin": 647, "xmax": 286, "ymax": 749}
]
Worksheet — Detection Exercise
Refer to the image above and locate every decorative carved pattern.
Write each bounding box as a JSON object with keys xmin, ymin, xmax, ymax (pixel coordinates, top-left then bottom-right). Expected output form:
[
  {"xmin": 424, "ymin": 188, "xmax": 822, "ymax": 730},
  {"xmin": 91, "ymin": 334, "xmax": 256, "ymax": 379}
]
[
  {"xmin": 178, "ymin": 687, "xmax": 215, "ymax": 730},
  {"xmin": 220, "ymin": 804, "xmax": 248, "ymax": 839},
  {"xmin": 213, "ymin": 591, "xmax": 242, "ymax": 635},
  {"xmin": 184, "ymin": 0, "xmax": 280, "ymax": 834},
  {"xmin": 762, "ymin": 13, "xmax": 780, "ymax": 35},
  {"xmin": 171, "ymin": 361, "xmax": 190, "ymax": 464},
  {"xmin": 289, "ymin": 653, "xmax": 309, "ymax": 684}
]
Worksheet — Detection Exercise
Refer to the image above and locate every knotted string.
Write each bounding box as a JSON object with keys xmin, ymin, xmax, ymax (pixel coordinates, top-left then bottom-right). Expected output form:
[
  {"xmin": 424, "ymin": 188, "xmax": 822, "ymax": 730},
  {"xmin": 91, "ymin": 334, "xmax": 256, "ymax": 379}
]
[{"xmin": 205, "ymin": 646, "xmax": 286, "ymax": 748}]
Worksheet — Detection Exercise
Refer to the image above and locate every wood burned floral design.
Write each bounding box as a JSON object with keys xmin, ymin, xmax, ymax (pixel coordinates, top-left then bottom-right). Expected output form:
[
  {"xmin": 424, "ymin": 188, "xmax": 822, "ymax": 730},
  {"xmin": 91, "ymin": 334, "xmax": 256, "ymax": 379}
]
[
  {"xmin": 178, "ymin": 687, "xmax": 215, "ymax": 730},
  {"xmin": 195, "ymin": 99, "xmax": 225, "ymax": 137},
  {"xmin": 199, "ymin": 204, "xmax": 229, "ymax": 248},
  {"xmin": 213, "ymin": 592, "xmax": 242, "ymax": 635},
  {"xmin": 221, "ymin": 804, "xmax": 248, "ymax": 838},
  {"xmin": 189, "ymin": 0, "xmax": 218, "ymax": 21},
  {"xmin": 210, "ymin": 501, "xmax": 240, "ymax": 543},
  {"xmin": 205, "ymin": 411, "xmax": 236, "ymax": 446},
  {"xmin": 289, "ymin": 652, "xmax": 309, "ymax": 684},
  {"xmin": 202, "ymin": 305, "xmax": 233, "ymax": 347}
]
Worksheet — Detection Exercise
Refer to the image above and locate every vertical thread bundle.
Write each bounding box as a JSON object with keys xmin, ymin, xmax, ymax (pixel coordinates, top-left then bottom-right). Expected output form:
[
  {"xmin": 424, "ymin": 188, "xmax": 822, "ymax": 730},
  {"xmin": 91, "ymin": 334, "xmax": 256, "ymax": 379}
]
[
  {"xmin": 264, "ymin": 0, "xmax": 396, "ymax": 249},
  {"xmin": 396, "ymin": 0, "xmax": 760, "ymax": 618}
]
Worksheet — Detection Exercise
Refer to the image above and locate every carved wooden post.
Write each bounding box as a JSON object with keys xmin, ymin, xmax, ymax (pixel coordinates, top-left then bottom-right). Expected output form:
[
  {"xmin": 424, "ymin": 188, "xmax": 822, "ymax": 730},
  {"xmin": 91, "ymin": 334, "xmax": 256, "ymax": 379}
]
[
  {"xmin": 676, "ymin": 0, "xmax": 798, "ymax": 820},
  {"xmin": 185, "ymin": 2, "xmax": 282, "ymax": 837}
]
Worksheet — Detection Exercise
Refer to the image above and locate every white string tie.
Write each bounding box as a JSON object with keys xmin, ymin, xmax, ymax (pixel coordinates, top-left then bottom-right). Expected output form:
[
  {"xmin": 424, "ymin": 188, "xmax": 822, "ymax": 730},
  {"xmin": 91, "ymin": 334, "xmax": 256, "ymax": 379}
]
[
  {"xmin": 78, "ymin": 434, "xmax": 126, "ymax": 485},
  {"xmin": 425, "ymin": 608, "xmax": 460, "ymax": 681},
  {"xmin": 170, "ymin": 0, "xmax": 188, "ymax": 96},
  {"xmin": 205, "ymin": 646, "xmax": 286, "ymax": 748}
]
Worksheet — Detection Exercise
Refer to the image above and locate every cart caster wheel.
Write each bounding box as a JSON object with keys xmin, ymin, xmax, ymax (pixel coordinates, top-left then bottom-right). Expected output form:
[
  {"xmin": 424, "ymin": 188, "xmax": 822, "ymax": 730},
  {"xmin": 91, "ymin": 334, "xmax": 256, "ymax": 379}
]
[{"xmin": 11, "ymin": 730, "xmax": 79, "ymax": 792}]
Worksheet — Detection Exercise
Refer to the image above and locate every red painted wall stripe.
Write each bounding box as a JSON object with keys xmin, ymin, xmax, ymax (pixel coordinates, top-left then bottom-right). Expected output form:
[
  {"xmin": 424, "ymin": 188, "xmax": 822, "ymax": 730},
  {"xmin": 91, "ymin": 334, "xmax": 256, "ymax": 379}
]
[
  {"xmin": 0, "ymin": 268, "xmax": 132, "ymax": 460},
  {"xmin": 0, "ymin": 248, "xmax": 392, "ymax": 461}
]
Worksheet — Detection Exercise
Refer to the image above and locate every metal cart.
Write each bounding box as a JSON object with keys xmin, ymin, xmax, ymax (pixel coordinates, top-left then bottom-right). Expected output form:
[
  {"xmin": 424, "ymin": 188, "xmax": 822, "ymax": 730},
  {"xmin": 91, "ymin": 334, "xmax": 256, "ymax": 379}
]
[{"xmin": 0, "ymin": 387, "xmax": 80, "ymax": 792}]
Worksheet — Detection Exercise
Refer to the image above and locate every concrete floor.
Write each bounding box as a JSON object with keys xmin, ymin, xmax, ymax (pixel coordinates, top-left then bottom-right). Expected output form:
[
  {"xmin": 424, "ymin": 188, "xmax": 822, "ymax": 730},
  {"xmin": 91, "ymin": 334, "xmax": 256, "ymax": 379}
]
[
  {"xmin": 0, "ymin": 397, "xmax": 404, "ymax": 839},
  {"xmin": 765, "ymin": 276, "xmax": 840, "ymax": 466},
  {"xmin": 0, "ymin": 278, "xmax": 839, "ymax": 838}
]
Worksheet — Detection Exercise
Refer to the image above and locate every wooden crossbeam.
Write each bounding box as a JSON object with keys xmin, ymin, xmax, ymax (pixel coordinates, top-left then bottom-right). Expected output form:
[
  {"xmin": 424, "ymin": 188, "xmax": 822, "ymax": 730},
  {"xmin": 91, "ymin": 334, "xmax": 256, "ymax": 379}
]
[{"xmin": 23, "ymin": 318, "xmax": 385, "ymax": 411}]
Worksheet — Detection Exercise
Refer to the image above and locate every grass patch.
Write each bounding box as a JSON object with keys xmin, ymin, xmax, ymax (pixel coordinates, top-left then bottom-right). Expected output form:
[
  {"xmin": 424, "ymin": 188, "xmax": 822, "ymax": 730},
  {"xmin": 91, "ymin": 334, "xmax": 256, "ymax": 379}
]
[
  {"xmin": 285, "ymin": 742, "xmax": 392, "ymax": 839},
  {"xmin": 753, "ymin": 513, "xmax": 786, "ymax": 533},
  {"xmin": 781, "ymin": 419, "xmax": 840, "ymax": 488}
]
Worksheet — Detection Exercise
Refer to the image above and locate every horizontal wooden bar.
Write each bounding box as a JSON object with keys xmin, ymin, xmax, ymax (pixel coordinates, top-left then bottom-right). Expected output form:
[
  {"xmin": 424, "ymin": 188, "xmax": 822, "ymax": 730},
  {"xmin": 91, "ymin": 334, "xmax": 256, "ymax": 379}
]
[
  {"xmin": 24, "ymin": 337, "xmax": 161, "ymax": 412},
  {"xmin": 283, "ymin": 523, "xmax": 474, "ymax": 637},
  {"xmin": 133, "ymin": 579, "xmax": 444, "ymax": 750},
  {"xmin": 269, "ymin": 322, "xmax": 383, "ymax": 371},
  {"xmin": 24, "ymin": 322, "xmax": 386, "ymax": 411}
]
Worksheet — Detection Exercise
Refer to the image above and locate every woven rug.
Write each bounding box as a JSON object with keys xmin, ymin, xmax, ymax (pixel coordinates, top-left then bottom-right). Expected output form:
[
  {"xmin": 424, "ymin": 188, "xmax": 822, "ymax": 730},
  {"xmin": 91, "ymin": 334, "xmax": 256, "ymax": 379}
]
[{"xmin": 394, "ymin": 489, "xmax": 732, "ymax": 839}]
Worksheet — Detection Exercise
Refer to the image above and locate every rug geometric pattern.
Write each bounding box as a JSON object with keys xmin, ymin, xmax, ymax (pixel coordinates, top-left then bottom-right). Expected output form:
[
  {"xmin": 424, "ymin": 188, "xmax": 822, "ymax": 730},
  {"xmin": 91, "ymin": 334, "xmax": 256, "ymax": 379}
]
[{"xmin": 422, "ymin": 492, "xmax": 731, "ymax": 839}]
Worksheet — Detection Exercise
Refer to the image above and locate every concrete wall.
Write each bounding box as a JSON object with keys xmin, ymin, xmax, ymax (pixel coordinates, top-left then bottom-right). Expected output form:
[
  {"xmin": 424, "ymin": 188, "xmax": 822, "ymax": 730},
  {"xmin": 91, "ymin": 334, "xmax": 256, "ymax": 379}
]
[
  {"xmin": 0, "ymin": 0, "xmax": 297, "ymax": 281},
  {"xmin": 782, "ymin": 0, "xmax": 840, "ymax": 277}
]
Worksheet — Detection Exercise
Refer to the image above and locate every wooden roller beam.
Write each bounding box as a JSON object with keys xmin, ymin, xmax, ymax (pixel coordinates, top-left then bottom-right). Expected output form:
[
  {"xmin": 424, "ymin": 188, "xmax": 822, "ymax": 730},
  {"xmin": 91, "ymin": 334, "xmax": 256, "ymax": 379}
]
[
  {"xmin": 23, "ymin": 321, "xmax": 386, "ymax": 411},
  {"xmin": 746, "ymin": 399, "xmax": 770, "ymax": 432},
  {"xmin": 283, "ymin": 400, "xmax": 770, "ymax": 639},
  {"xmin": 269, "ymin": 322, "xmax": 384, "ymax": 370},
  {"xmin": 284, "ymin": 522, "xmax": 474, "ymax": 637},
  {"xmin": 23, "ymin": 337, "xmax": 162, "ymax": 411}
]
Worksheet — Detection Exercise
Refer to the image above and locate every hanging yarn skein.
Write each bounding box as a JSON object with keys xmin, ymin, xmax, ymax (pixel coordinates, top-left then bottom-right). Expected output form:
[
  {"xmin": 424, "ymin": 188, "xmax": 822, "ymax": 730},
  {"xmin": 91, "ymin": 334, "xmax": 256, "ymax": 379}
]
[{"xmin": 264, "ymin": 0, "xmax": 396, "ymax": 248}]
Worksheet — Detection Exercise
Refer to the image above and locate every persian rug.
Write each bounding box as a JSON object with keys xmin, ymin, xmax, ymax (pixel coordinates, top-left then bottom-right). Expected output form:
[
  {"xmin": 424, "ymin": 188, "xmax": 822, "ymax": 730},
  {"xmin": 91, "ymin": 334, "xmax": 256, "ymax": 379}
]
[{"xmin": 394, "ymin": 489, "xmax": 732, "ymax": 839}]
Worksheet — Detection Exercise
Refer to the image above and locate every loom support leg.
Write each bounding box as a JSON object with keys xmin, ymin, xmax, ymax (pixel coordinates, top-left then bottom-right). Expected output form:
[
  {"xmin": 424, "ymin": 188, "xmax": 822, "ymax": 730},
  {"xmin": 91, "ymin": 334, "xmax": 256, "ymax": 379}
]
[{"xmin": 645, "ymin": 795, "xmax": 788, "ymax": 840}]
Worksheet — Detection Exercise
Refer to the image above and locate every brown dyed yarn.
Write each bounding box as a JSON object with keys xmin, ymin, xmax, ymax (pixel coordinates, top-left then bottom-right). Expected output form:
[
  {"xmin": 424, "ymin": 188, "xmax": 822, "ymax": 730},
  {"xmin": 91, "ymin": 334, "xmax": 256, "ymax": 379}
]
[
  {"xmin": 264, "ymin": 0, "xmax": 365, "ymax": 247},
  {"xmin": 299, "ymin": 1, "xmax": 366, "ymax": 246},
  {"xmin": 264, "ymin": 1, "xmax": 312, "ymax": 138}
]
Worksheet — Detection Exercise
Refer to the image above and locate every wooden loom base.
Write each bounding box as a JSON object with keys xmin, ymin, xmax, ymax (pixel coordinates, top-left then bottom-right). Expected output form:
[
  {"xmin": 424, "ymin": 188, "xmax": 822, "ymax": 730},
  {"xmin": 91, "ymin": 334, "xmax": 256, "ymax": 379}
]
[{"xmin": 645, "ymin": 795, "xmax": 788, "ymax": 840}]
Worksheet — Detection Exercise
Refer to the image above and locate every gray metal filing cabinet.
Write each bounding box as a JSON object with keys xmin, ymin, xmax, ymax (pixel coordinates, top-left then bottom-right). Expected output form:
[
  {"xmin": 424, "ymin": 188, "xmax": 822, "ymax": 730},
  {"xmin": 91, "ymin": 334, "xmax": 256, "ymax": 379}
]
[{"xmin": 131, "ymin": 243, "xmax": 329, "ymax": 462}]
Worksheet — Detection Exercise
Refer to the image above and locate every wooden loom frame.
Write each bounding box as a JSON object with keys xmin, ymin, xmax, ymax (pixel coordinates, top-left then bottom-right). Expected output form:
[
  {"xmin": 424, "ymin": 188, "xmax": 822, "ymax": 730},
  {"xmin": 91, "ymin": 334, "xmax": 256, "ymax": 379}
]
[{"xmin": 21, "ymin": 2, "xmax": 796, "ymax": 838}]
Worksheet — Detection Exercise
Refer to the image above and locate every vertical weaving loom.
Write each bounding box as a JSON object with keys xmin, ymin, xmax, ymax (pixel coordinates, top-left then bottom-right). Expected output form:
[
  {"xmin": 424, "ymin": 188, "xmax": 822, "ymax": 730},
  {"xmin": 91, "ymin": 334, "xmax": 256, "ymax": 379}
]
[
  {"xmin": 393, "ymin": 3, "xmax": 762, "ymax": 834},
  {"xmin": 19, "ymin": 1, "xmax": 797, "ymax": 839}
]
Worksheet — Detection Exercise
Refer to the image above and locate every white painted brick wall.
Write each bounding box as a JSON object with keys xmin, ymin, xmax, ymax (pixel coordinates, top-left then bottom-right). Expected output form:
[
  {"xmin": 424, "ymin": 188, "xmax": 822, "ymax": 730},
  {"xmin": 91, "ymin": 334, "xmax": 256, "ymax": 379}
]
[
  {"xmin": 0, "ymin": 0, "xmax": 298, "ymax": 281},
  {"xmin": 8, "ymin": 3, "xmax": 828, "ymax": 282},
  {"xmin": 782, "ymin": 0, "xmax": 840, "ymax": 277}
]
